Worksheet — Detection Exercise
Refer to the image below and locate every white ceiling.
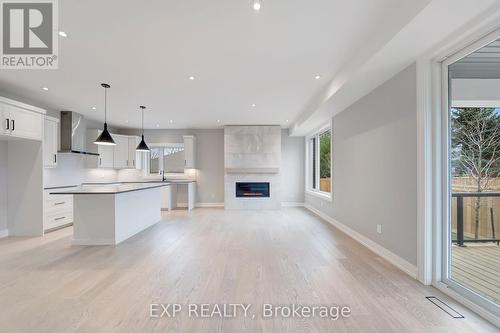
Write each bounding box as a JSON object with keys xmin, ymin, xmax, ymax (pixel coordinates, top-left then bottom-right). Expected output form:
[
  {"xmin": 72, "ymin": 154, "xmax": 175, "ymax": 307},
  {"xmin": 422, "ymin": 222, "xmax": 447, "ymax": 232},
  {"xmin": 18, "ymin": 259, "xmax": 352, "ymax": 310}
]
[
  {"xmin": 290, "ymin": 0, "xmax": 500, "ymax": 135},
  {"xmin": 0, "ymin": 0, "xmax": 431, "ymax": 130}
]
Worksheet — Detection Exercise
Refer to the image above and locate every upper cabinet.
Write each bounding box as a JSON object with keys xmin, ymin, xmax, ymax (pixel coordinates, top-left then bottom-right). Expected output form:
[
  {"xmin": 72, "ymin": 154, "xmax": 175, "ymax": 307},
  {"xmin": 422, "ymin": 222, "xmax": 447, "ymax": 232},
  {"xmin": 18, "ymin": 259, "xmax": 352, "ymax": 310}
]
[
  {"xmin": 86, "ymin": 130, "xmax": 143, "ymax": 170},
  {"xmin": 113, "ymin": 134, "xmax": 129, "ymax": 168},
  {"xmin": 183, "ymin": 135, "xmax": 196, "ymax": 169},
  {"xmin": 128, "ymin": 136, "xmax": 142, "ymax": 169},
  {"xmin": 43, "ymin": 116, "xmax": 59, "ymax": 168},
  {"xmin": 0, "ymin": 97, "xmax": 45, "ymax": 141}
]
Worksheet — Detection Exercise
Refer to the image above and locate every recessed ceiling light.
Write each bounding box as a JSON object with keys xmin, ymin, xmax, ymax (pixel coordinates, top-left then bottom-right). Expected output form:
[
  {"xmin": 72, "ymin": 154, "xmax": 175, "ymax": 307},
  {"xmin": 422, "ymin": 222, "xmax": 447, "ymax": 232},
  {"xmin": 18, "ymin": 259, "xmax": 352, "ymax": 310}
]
[
  {"xmin": 58, "ymin": 31, "xmax": 67, "ymax": 37},
  {"xmin": 125, "ymin": 120, "xmax": 129, "ymax": 123},
  {"xmin": 253, "ymin": 0, "xmax": 262, "ymax": 11},
  {"xmin": 156, "ymin": 124, "xmax": 160, "ymax": 128},
  {"xmin": 286, "ymin": 119, "xmax": 289, "ymax": 123},
  {"xmin": 169, "ymin": 119, "xmax": 173, "ymax": 124},
  {"xmin": 314, "ymin": 75, "xmax": 321, "ymax": 80},
  {"xmin": 217, "ymin": 119, "xmax": 221, "ymax": 123},
  {"xmin": 91, "ymin": 106, "xmax": 96, "ymax": 110},
  {"xmin": 42, "ymin": 87, "xmax": 49, "ymax": 91},
  {"xmin": 251, "ymin": 103, "xmax": 256, "ymax": 108},
  {"xmin": 189, "ymin": 76, "xmax": 195, "ymax": 80}
]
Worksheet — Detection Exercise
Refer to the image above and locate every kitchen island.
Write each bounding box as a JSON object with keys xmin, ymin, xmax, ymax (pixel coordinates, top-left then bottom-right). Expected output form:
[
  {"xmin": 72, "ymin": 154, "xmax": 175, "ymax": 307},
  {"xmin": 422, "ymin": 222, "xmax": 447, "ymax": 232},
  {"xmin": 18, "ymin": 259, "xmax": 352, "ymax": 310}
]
[{"xmin": 51, "ymin": 183, "xmax": 170, "ymax": 245}]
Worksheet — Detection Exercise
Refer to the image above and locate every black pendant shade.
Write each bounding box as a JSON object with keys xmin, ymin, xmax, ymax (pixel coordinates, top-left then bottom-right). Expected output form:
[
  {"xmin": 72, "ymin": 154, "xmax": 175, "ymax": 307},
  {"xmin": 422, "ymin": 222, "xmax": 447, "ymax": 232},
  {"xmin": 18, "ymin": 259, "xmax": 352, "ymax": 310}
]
[
  {"xmin": 94, "ymin": 123, "xmax": 116, "ymax": 145},
  {"xmin": 136, "ymin": 105, "xmax": 150, "ymax": 152},
  {"xmin": 136, "ymin": 135, "xmax": 150, "ymax": 152},
  {"xmin": 94, "ymin": 83, "xmax": 116, "ymax": 146}
]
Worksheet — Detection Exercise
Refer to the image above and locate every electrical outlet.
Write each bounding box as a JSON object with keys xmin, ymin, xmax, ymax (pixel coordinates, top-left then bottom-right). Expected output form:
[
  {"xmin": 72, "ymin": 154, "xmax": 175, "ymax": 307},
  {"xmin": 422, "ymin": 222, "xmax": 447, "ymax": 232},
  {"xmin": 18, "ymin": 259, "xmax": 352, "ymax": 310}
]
[{"xmin": 377, "ymin": 224, "xmax": 382, "ymax": 234}]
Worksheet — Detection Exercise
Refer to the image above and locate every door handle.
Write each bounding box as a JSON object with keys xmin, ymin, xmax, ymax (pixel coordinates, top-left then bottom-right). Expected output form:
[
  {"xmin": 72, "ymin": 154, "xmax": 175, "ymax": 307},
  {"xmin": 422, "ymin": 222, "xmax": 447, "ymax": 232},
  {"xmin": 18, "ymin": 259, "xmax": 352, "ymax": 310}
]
[
  {"xmin": 54, "ymin": 216, "xmax": 66, "ymax": 221},
  {"xmin": 11, "ymin": 119, "xmax": 14, "ymax": 131},
  {"xmin": 5, "ymin": 118, "xmax": 9, "ymax": 130}
]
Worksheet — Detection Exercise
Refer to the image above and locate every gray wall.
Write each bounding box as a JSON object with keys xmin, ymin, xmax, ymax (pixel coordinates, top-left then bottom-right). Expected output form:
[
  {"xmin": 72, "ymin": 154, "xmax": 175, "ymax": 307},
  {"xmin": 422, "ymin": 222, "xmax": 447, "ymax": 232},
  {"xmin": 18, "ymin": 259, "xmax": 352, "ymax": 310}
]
[
  {"xmin": 281, "ymin": 129, "xmax": 305, "ymax": 203},
  {"xmin": 305, "ymin": 63, "xmax": 417, "ymax": 265},
  {"xmin": 0, "ymin": 141, "xmax": 7, "ymax": 232}
]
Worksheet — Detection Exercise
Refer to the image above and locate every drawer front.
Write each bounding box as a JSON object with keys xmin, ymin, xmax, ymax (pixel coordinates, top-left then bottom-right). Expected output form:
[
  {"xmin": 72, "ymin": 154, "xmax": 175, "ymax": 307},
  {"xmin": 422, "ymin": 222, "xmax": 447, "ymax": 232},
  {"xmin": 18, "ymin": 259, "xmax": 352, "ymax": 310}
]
[
  {"xmin": 44, "ymin": 193, "xmax": 73, "ymax": 214},
  {"xmin": 44, "ymin": 210, "xmax": 73, "ymax": 230}
]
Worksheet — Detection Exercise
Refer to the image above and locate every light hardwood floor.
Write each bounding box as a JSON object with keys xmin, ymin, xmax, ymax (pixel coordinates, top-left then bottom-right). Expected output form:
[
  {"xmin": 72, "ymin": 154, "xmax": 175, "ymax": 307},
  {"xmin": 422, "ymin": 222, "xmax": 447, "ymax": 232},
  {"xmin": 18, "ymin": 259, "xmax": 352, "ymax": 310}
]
[{"xmin": 0, "ymin": 208, "xmax": 497, "ymax": 332}]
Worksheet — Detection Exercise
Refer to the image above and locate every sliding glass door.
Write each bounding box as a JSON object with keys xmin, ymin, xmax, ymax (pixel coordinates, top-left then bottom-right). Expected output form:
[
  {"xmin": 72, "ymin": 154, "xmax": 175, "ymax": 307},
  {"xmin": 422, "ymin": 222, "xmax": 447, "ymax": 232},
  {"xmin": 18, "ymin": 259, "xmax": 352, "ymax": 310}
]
[{"xmin": 443, "ymin": 35, "xmax": 500, "ymax": 315}]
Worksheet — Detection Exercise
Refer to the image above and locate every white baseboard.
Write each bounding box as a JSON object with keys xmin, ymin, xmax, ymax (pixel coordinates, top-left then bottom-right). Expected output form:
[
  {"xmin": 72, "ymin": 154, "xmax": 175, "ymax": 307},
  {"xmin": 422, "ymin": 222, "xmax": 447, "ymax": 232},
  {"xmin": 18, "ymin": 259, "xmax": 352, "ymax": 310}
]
[
  {"xmin": 72, "ymin": 238, "xmax": 116, "ymax": 246},
  {"xmin": 196, "ymin": 202, "xmax": 224, "ymax": 208},
  {"xmin": 0, "ymin": 229, "xmax": 8, "ymax": 239},
  {"xmin": 174, "ymin": 202, "xmax": 224, "ymax": 208},
  {"xmin": 304, "ymin": 204, "xmax": 417, "ymax": 279},
  {"xmin": 281, "ymin": 202, "xmax": 305, "ymax": 207}
]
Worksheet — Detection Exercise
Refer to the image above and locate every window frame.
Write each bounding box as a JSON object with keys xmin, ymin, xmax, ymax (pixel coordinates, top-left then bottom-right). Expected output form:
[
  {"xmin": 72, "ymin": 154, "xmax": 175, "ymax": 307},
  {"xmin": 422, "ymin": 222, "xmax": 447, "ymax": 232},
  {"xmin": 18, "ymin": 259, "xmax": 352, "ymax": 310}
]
[{"xmin": 306, "ymin": 123, "xmax": 332, "ymax": 201}]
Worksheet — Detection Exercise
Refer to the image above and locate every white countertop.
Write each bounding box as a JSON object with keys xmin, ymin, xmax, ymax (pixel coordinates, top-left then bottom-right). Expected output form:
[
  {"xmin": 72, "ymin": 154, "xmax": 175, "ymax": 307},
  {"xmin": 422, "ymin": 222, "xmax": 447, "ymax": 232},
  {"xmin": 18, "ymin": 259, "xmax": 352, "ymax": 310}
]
[{"xmin": 50, "ymin": 182, "xmax": 170, "ymax": 195}]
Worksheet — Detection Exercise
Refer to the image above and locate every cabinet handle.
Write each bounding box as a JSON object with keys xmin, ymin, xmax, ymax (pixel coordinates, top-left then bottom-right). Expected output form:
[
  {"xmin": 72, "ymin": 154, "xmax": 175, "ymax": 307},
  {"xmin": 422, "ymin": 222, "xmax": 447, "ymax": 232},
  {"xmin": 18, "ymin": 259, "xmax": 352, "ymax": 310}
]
[
  {"xmin": 54, "ymin": 202, "xmax": 65, "ymax": 205},
  {"xmin": 126, "ymin": 159, "xmax": 129, "ymax": 166},
  {"xmin": 99, "ymin": 157, "xmax": 102, "ymax": 166},
  {"xmin": 11, "ymin": 119, "xmax": 14, "ymax": 131},
  {"xmin": 54, "ymin": 154, "xmax": 57, "ymax": 163},
  {"xmin": 54, "ymin": 216, "xmax": 66, "ymax": 221},
  {"xmin": 5, "ymin": 118, "xmax": 9, "ymax": 130},
  {"xmin": 133, "ymin": 159, "xmax": 135, "ymax": 166}
]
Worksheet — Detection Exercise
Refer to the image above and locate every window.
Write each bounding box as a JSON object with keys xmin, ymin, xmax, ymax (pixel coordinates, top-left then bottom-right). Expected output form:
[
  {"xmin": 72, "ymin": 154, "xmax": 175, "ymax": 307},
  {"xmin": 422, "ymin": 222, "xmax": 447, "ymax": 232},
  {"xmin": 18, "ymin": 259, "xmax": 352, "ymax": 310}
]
[
  {"xmin": 307, "ymin": 126, "xmax": 332, "ymax": 199},
  {"xmin": 143, "ymin": 143, "xmax": 185, "ymax": 177}
]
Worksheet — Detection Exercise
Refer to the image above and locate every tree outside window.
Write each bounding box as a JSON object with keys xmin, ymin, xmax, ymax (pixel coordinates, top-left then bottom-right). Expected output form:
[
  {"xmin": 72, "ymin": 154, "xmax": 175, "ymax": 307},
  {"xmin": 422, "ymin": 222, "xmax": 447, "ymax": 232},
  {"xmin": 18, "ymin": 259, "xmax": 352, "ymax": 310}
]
[{"xmin": 319, "ymin": 130, "xmax": 331, "ymax": 193}]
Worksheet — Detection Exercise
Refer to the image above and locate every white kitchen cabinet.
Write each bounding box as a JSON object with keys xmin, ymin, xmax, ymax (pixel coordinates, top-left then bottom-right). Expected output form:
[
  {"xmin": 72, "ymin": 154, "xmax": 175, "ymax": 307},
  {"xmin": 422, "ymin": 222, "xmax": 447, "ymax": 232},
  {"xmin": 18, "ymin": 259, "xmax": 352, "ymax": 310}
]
[
  {"xmin": 128, "ymin": 136, "xmax": 142, "ymax": 169},
  {"xmin": 98, "ymin": 144, "xmax": 114, "ymax": 168},
  {"xmin": 183, "ymin": 135, "xmax": 196, "ymax": 169},
  {"xmin": 0, "ymin": 97, "xmax": 44, "ymax": 141},
  {"xmin": 43, "ymin": 116, "xmax": 59, "ymax": 168},
  {"xmin": 113, "ymin": 134, "xmax": 129, "ymax": 168},
  {"xmin": 86, "ymin": 129, "xmax": 114, "ymax": 168},
  {"xmin": 0, "ymin": 105, "xmax": 8, "ymax": 136},
  {"xmin": 86, "ymin": 130, "xmax": 143, "ymax": 169}
]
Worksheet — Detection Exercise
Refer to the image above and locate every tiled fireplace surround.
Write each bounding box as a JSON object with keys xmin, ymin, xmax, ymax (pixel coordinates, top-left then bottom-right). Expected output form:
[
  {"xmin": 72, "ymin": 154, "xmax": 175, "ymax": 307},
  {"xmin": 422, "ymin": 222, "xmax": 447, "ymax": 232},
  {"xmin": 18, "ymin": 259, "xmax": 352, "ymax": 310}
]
[{"xmin": 224, "ymin": 125, "xmax": 281, "ymax": 210}]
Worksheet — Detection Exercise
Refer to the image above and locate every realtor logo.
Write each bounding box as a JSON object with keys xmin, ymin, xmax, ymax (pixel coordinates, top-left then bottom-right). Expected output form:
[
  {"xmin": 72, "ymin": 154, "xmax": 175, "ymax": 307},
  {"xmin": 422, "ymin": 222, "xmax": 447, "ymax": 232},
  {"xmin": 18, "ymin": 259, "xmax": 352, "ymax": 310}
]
[{"xmin": 1, "ymin": 0, "xmax": 58, "ymax": 69}]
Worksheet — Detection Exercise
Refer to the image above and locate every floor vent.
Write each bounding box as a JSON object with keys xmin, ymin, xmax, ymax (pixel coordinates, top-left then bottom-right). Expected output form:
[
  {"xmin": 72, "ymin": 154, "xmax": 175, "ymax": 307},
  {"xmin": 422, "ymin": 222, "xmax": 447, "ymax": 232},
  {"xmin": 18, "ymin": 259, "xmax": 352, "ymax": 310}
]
[{"xmin": 426, "ymin": 296, "xmax": 464, "ymax": 319}]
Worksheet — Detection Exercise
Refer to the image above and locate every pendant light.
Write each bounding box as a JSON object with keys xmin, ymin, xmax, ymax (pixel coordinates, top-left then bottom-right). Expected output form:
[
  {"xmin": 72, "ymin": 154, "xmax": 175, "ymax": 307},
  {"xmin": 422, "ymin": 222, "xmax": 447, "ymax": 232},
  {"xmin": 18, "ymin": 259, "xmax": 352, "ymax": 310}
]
[
  {"xmin": 136, "ymin": 105, "xmax": 150, "ymax": 152},
  {"xmin": 94, "ymin": 83, "xmax": 116, "ymax": 145}
]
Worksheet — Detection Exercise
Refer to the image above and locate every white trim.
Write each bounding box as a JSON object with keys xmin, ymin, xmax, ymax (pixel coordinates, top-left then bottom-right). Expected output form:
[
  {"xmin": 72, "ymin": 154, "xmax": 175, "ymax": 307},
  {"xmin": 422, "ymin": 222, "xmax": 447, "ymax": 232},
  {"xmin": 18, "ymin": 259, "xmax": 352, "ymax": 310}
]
[
  {"xmin": 0, "ymin": 229, "xmax": 8, "ymax": 239},
  {"xmin": 416, "ymin": 59, "xmax": 433, "ymax": 285},
  {"xmin": 305, "ymin": 190, "xmax": 332, "ymax": 202},
  {"xmin": 171, "ymin": 202, "xmax": 225, "ymax": 208},
  {"xmin": 281, "ymin": 202, "xmax": 305, "ymax": 207},
  {"xmin": 433, "ymin": 281, "xmax": 500, "ymax": 328},
  {"xmin": 416, "ymin": 17, "xmax": 500, "ymax": 325},
  {"xmin": 196, "ymin": 202, "xmax": 224, "ymax": 208},
  {"xmin": 0, "ymin": 96, "xmax": 47, "ymax": 114},
  {"xmin": 72, "ymin": 238, "xmax": 115, "ymax": 246},
  {"xmin": 304, "ymin": 204, "xmax": 417, "ymax": 279},
  {"xmin": 452, "ymin": 100, "xmax": 500, "ymax": 108}
]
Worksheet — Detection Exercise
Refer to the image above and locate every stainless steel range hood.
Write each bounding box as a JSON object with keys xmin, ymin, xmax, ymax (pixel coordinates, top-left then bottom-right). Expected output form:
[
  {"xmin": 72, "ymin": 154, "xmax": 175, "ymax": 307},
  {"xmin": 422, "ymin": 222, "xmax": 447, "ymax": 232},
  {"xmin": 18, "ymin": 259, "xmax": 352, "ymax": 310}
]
[{"xmin": 59, "ymin": 111, "xmax": 99, "ymax": 155}]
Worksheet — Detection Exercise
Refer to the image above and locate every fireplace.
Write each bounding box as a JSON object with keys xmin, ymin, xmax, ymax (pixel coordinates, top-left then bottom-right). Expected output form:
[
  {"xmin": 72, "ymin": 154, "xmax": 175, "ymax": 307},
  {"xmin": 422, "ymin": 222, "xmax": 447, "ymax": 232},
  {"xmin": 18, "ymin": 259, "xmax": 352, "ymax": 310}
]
[{"xmin": 235, "ymin": 182, "xmax": 270, "ymax": 198}]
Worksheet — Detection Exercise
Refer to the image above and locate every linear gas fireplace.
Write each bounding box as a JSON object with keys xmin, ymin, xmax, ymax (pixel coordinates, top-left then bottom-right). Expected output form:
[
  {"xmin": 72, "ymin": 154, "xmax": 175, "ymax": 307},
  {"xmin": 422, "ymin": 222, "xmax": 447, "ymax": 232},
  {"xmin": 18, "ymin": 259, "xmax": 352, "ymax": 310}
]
[{"xmin": 235, "ymin": 182, "xmax": 270, "ymax": 198}]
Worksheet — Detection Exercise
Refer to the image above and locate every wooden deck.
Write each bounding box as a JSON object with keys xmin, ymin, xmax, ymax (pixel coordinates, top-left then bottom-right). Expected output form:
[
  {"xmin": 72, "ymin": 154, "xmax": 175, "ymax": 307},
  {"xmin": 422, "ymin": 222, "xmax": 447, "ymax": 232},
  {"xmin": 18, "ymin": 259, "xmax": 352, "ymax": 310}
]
[{"xmin": 451, "ymin": 243, "xmax": 500, "ymax": 304}]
